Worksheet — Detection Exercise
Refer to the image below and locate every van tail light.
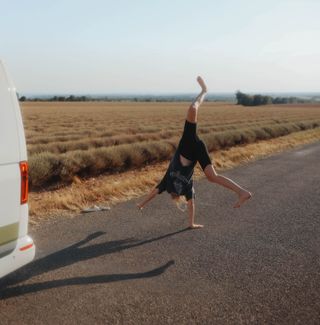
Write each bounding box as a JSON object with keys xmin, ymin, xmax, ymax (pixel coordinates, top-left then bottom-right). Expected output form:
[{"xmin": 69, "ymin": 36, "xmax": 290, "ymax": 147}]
[
  {"xmin": 20, "ymin": 161, "xmax": 29, "ymax": 204},
  {"xmin": 19, "ymin": 243, "xmax": 34, "ymax": 251}
]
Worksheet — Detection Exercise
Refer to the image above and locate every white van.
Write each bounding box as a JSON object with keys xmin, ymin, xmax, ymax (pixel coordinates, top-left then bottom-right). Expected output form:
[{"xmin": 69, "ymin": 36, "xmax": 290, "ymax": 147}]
[{"xmin": 0, "ymin": 60, "xmax": 35, "ymax": 278}]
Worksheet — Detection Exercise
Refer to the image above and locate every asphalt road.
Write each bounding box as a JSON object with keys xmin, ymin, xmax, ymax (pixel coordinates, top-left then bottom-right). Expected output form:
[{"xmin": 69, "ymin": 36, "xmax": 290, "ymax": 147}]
[{"xmin": 1, "ymin": 142, "xmax": 320, "ymax": 325}]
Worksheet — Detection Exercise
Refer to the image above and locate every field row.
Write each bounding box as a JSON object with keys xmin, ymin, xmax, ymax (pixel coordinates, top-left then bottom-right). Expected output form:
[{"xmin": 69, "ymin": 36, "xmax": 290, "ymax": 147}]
[
  {"xmin": 26, "ymin": 118, "xmax": 319, "ymax": 155},
  {"xmin": 28, "ymin": 120, "xmax": 320, "ymax": 188},
  {"xmin": 21, "ymin": 102, "xmax": 320, "ymax": 189},
  {"xmin": 22, "ymin": 102, "xmax": 320, "ymax": 131}
]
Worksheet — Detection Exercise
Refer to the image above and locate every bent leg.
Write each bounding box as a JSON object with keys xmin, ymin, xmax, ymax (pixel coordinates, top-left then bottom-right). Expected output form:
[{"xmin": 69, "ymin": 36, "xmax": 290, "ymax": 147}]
[{"xmin": 204, "ymin": 164, "xmax": 252, "ymax": 208}]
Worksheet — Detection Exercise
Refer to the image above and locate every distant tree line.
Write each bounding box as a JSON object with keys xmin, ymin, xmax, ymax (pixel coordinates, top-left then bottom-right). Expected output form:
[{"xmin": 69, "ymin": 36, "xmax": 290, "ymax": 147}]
[
  {"xmin": 19, "ymin": 95, "xmax": 89, "ymax": 102},
  {"xmin": 18, "ymin": 92, "xmax": 315, "ymax": 104},
  {"xmin": 18, "ymin": 95, "xmax": 223, "ymax": 102},
  {"xmin": 236, "ymin": 91, "xmax": 311, "ymax": 106}
]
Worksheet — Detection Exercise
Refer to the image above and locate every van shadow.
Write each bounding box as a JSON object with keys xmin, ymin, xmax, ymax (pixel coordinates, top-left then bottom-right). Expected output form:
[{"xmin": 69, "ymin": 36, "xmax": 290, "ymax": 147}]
[{"xmin": 0, "ymin": 228, "xmax": 190, "ymax": 299}]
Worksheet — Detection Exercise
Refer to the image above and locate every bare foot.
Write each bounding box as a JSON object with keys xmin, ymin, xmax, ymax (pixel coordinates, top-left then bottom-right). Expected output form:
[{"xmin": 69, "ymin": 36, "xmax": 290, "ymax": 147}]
[
  {"xmin": 197, "ymin": 76, "xmax": 207, "ymax": 93},
  {"xmin": 234, "ymin": 190, "xmax": 252, "ymax": 208},
  {"xmin": 137, "ymin": 203, "xmax": 143, "ymax": 211},
  {"xmin": 189, "ymin": 224, "xmax": 204, "ymax": 229}
]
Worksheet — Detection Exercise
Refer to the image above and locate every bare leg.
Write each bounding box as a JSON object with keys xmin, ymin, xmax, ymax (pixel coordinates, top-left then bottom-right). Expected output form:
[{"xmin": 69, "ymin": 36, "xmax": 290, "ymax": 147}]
[
  {"xmin": 186, "ymin": 76, "xmax": 207, "ymax": 123},
  {"xmin": 137, "ymin": 187, "xmax": 159, "ymax": 210},
  {"xmin": 187, "ymin": 199, "xmax": 203, "ymax": 229},
  {"xmin": 180, "ymin": 76, "xmax": 208, "ymax": 167},
  {"xmin": 204, "ymin": 164, "xmax": 252, "ymax": 208}
]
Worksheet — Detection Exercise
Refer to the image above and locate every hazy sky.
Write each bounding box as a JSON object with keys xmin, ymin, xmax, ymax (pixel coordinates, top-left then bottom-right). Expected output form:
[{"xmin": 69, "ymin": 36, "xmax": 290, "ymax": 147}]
[{"xmin": 1, "ymin": 0, "xmax": 319, "ymax": 94}]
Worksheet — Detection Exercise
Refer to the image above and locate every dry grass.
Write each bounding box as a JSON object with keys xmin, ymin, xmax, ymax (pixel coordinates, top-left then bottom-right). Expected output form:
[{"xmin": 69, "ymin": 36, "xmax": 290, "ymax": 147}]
[
  {"xmin": 29, "ymin": 127, "xmax": 320, "ymax": 223},
  {"xmin": 22, "ymin": 102, "xmax": 320, "ymax": 189}
]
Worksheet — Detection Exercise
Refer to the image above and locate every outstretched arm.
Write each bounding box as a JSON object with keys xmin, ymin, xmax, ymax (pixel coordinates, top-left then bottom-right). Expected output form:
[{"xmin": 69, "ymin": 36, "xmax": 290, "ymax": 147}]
[
  {"xmin": 137, "ymin": 187, "xmax": 159, "ymax": 210},
  {"xmin": 187, "ymin": 199, "xmax": 203, "ymax": 229}
]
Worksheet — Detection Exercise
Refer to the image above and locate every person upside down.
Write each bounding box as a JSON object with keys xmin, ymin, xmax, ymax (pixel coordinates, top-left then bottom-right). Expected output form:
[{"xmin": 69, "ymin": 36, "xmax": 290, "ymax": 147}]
[{"xmin": 137, "ymin": 76, "xmax": 252, "ymax": 229}]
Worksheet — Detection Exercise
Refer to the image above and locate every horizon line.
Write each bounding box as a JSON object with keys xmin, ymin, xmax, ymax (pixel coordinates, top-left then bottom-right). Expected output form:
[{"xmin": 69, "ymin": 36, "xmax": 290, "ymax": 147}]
[{"xmin": 19, "ymin": 91, "xmax": 320, "ymax": 97}]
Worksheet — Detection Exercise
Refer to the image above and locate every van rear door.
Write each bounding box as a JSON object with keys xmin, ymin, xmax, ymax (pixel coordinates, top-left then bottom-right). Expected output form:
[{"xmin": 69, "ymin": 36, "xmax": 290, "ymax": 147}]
[{"xmin": 0, "ymin": 62, "xmax": 23, "ymax": 257}]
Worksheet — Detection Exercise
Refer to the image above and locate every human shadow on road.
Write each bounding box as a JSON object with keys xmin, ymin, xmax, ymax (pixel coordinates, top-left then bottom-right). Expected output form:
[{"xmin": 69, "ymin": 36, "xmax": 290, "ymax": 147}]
[
  {"xmin": 0, "ymin": 228, "xmax": 189, "ymax": 299},
  {"xmin": 0, "ymin": 260, "xmax": 175, "ymax": 299}
]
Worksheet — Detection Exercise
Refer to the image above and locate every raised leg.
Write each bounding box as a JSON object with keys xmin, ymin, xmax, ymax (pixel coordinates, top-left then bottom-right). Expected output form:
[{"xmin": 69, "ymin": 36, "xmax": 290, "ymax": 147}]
[
  {"xmin": 186, "ymin": 76, "xmax": 207, "ymax": 123},
  {"xmin": 204, "ymin": 164, "xmax": 252, "ymax": 208},
  {"xmin": 180, "ymin": 77, "xmax": 208, "ymax": 167}
]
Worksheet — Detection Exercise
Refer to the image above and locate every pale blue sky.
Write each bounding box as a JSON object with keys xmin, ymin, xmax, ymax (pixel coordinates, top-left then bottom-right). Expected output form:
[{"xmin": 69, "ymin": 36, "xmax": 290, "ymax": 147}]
[{"xmin": 1, "ymin": 0, "xmax": 319, "ymax": 94}]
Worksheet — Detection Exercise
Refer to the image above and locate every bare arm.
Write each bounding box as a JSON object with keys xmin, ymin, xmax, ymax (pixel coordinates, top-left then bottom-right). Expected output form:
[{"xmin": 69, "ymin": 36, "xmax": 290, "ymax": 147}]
[{"xmin": 187, "ymin": 199, "xmax": 203, "ymax": 229}]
